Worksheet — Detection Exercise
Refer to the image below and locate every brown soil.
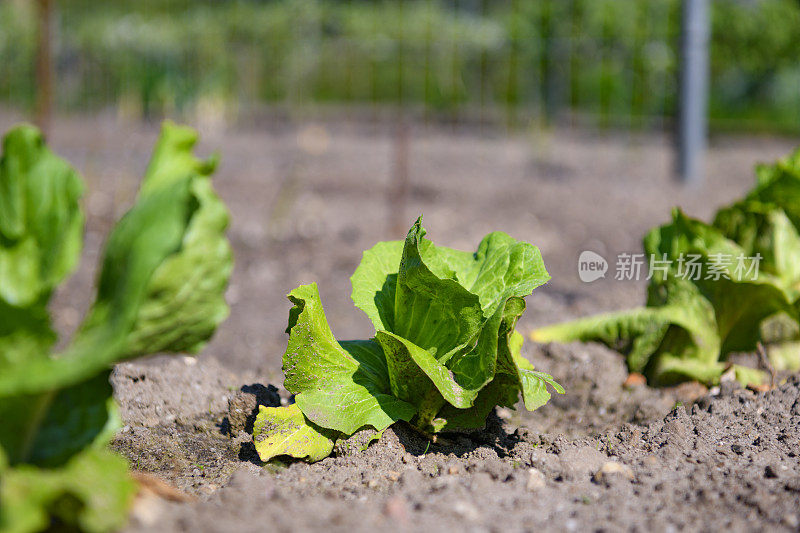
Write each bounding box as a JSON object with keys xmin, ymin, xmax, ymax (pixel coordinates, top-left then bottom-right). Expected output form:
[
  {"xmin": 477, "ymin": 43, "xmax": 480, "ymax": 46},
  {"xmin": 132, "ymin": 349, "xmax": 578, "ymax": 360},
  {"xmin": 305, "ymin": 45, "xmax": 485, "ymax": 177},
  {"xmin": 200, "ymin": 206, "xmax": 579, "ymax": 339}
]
[{"xmin": 5, "ymin": 111, "xmax": 798, "ymax": 532}]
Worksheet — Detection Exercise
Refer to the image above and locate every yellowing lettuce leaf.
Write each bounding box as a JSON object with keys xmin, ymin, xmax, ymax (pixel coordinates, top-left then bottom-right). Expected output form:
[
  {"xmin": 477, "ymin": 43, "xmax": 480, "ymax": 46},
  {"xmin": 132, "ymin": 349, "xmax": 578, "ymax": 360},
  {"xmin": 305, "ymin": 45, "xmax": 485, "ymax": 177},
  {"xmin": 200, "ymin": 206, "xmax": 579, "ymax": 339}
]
[{"xmin": 253, "ymin": 404, "xmax": 338, "ymax": 463}]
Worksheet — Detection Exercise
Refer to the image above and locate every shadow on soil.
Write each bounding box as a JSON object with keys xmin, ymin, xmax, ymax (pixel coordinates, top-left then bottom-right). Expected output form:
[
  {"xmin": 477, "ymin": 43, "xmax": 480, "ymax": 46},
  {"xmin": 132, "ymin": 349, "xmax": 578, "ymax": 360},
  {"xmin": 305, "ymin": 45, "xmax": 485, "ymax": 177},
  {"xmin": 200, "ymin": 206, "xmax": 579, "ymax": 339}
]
[{"xmin": 223, "ymin": 380, "xmax": 527, "ymax": 465}]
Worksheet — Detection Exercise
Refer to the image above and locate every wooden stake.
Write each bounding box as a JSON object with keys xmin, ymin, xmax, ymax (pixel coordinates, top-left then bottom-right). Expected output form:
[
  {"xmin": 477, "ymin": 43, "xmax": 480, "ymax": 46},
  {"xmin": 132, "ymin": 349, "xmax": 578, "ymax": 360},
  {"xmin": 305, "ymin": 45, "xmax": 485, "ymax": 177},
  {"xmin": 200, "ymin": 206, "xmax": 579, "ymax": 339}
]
[
  {"xmin": 35, "ymin": 0, "xmax": 54, "ymax": 137},
  {"xmin": 388, "ymin": 117, "xmax": 410, "ymax": 237}
]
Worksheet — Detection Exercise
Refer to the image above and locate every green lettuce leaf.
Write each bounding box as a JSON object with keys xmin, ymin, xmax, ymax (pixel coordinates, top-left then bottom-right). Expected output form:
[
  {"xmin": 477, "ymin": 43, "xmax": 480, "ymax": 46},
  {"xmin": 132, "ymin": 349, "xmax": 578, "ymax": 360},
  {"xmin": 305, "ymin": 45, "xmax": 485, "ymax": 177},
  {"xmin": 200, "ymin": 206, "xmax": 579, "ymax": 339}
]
[
  {"xmin": 121, "ymin": 124, "xmax": 232, "ymax": 357},
  {"xmin": 0, "ymin": 124, "xmax": 84, "ymax": 309},
  {"xmin": 0, "ymin": 125, "xmax": 82, "ymax": 382},
  {"xmin": 0, "ymin": 448, "xmax": 136, "ymax": 533},
  {"xmin": 389, "ymin": 220, "xmax": 485, "ymax": 358},
  {"xmin": 0, "ymin": 121, "xmax": 232, "ymax": 397},
  {"xmin": 256, "ymin": 217, "xmax": 561, "ymax": 461},
  {"xmin": 495, "ymin": 299, "xmax": 565, "ymax": 409},
  {"xmin": 0, "ymin": 373, "xmax": 118, "ymax": 467},
  {"xmin": 533, "ymin": 147, "xmax": 800, "ymax": 385},
  {"xmin": 282, "ymin": 283, "xmax": 416, "ymax": 435},
  {"xmin": 435, "ymin": 301, "xmax": 562, "ymax": 431},
  {"xmin": 533, "ymin": 210, "xmax": 769, "ymax": 386},
  {"xmin": 0, "ymin": 121, "xmax": 232, "ymax": 533},
  {"xmin": 0, "ymin": 302, "xmax": 57, "ymax": 376},
  {"xmin": 765, "ymin": 341, "xmax": 800, "ymax": 372}
]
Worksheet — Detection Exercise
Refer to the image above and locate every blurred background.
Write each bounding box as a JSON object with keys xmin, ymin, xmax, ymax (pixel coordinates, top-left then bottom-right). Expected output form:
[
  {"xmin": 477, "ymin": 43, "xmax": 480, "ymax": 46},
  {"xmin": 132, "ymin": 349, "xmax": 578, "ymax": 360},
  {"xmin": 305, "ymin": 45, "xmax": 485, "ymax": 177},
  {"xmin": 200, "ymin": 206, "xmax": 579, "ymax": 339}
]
[
  {"xmin": 3, "ymin": 0, "xmax": 800, "ymax": 131},
  {"xmin": 1, "ymin": 0, "xmax": 799, "ymax": 374}
]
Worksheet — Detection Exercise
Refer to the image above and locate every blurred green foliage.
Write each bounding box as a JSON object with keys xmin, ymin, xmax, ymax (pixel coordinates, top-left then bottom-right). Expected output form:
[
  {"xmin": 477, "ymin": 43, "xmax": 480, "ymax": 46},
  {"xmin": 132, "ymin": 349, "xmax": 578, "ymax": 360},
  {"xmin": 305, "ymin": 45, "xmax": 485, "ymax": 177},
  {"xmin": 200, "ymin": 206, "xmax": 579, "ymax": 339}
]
[{"xmin": 1, "ymin": 0, "xmax": 799, "ymax": 131}]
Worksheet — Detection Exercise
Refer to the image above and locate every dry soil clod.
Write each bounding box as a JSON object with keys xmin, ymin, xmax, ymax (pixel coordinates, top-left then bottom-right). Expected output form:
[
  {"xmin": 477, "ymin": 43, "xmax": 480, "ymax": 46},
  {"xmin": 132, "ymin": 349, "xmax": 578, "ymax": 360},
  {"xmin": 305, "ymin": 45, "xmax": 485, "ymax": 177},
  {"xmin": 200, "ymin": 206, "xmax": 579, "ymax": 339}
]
[{"xmin": 593, "ymin": 461, "xmax": 635, "ymax": 485}]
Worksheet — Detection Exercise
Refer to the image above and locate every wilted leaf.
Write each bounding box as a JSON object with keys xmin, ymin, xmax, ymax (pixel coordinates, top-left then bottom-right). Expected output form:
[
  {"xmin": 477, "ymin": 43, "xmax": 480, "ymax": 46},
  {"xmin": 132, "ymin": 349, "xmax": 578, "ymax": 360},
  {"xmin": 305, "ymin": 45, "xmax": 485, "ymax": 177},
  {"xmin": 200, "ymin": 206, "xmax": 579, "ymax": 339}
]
[{"xmin": 253, "ymin": 404, "xmax": 338, "ymax": 463}]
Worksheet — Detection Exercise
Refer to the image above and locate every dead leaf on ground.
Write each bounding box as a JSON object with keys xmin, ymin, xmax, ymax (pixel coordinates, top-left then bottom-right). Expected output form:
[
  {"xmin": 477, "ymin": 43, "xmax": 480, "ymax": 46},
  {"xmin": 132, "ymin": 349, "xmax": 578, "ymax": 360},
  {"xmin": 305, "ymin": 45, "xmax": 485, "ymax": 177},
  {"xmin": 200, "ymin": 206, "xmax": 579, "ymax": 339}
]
[{"xmin": 131, "ymin": 471, "xmax": 195, "ymax": 503}]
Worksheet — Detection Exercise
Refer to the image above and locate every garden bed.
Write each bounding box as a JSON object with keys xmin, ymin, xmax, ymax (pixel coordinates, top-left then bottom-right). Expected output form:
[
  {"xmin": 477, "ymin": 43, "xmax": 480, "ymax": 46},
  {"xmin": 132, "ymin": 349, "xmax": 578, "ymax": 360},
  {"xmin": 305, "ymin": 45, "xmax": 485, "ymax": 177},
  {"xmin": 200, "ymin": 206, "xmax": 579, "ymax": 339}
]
[
  {"xmin": 115, "ymin": 355, "xmax": 800, "ymax": 532},
  {"xmin": 12, "ymin": 113, "xmax": 798, "ymax": 532}
]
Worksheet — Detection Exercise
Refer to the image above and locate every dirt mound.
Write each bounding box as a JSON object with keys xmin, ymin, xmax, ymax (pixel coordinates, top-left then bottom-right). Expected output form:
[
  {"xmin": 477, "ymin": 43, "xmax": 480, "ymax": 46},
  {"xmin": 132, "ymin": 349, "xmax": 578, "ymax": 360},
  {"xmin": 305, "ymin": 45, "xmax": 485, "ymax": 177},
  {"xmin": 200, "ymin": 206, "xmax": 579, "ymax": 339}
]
[{"xmin": 115, "ymin": 357, "xmax": 800, "ymax": 532}]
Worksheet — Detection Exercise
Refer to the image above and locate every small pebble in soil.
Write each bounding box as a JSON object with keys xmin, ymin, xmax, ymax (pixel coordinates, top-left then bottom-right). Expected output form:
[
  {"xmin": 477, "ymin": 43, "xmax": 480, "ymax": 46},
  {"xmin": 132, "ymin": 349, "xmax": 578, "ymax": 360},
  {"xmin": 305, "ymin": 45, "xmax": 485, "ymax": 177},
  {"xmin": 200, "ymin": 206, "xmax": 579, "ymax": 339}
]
[
  {"xmin": 496, "ymin": 407, "xmax": 513, "ymax": 420},
  {"xmin": 452, "ymin": 500, "xmax": 480, "ymax": 522},
  {"xmin": 383, "ymin": 496, "xmax": 409, "ymax": 524},
  {"xmin": 642, "ymin": 455, "xmax": 658, "ymax": 466},
  {"xmin": 526, "ymin": 468, "xmax": 546, "ymax": 492},
  {"xmin": 782, "ymin": 514, "xmax": 799, "ymax": 528}
]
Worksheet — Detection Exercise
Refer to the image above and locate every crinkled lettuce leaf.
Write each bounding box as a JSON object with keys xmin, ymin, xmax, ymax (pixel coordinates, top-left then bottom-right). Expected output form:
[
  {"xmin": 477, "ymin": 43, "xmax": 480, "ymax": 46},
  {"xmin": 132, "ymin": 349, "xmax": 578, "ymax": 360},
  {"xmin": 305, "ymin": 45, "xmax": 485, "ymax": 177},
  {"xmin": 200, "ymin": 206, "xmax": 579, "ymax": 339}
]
[
  {"xmin": 0, "ymin": 126, "xmax": 82, "ymax": 378},
  {"xmin": 0, "ymin": 125, "xmax": 84, "ymax": 310},
  {"xmin": 282, "ymin": 283, "xmax": 416, "ymax": 435},
  {"xmin": 121, "ymin": 125, "xmax": 231, "ymax": 357},
  {"xmin": 0, "ymin": 122, "xmax": 232, "ymax": 533},
  {"xmin": 0, "ymin": 121, "xmax": 232, "ymax": 397},
  {"xmin": 256, "ymin": 217, "xmax": 561, "ymax": 462}
]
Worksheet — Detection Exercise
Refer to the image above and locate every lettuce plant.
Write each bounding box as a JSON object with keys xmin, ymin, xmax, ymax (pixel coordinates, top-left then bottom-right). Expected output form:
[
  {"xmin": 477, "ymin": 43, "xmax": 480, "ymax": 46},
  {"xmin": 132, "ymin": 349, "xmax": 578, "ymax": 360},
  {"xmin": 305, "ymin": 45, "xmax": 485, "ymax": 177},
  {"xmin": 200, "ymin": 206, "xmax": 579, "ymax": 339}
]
[
  {"xmin": 532, "ymin": 148, "xmax": 800, "ymax": 387},
  {"xmin": 254, "ymin": 219, "xmax": 563, "ymax": 462},
  {"xmin": 0, "ymin": 122, "xmax": 232, "ymax": 533}
]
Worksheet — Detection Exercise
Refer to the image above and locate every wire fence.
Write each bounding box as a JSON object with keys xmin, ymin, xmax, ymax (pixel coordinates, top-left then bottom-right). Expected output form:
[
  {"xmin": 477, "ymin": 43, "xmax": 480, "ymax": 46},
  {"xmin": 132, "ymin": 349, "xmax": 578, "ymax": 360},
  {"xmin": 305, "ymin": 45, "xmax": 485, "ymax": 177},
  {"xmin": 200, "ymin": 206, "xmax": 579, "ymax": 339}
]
[{"xmin": 1, "ymin": 0, "xmax": 799, "ymax": 134}]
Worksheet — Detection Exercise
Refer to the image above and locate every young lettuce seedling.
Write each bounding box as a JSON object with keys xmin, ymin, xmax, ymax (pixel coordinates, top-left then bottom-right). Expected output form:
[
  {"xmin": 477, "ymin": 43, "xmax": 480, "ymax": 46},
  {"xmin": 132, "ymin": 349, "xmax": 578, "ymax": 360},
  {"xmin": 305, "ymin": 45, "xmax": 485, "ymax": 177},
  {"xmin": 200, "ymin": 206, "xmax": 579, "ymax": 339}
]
[
  {"xmin": 532, "ymin": 147, "xmax": 800, "ymax": 387},
  {"xmin": 254, "ymin": 218, "xmax": 563, "ymax": 462},
  {"xmin": 0, "ymin": 122, "xmax": 232, "ymax": 533}
]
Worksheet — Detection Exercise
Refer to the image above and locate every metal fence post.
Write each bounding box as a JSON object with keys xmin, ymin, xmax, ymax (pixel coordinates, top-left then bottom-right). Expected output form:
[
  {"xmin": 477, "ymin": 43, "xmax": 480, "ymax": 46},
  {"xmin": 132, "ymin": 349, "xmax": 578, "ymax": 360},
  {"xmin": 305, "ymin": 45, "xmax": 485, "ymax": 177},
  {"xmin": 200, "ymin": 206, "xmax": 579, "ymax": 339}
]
[{"xmin": 677, "ymin": 0, "xmax": 709, "ymax": 186}]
